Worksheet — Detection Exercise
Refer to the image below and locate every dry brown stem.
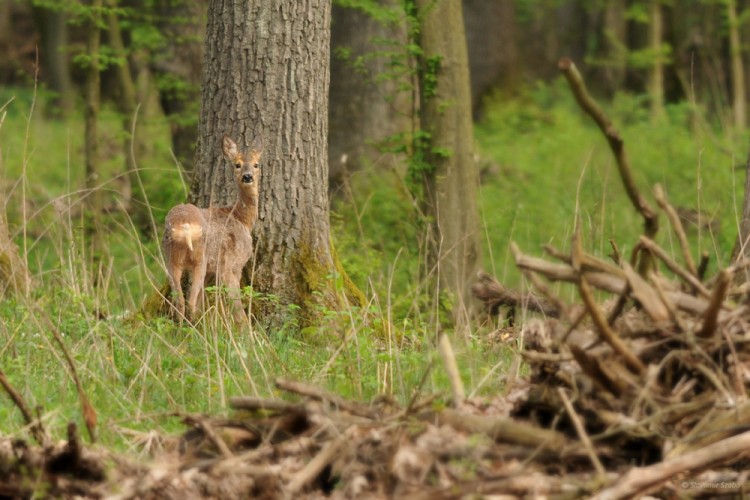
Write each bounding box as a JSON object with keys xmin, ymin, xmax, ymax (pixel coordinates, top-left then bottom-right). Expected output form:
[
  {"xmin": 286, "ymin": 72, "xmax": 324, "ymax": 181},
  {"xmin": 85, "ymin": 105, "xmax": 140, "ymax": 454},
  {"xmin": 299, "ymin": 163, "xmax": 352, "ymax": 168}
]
[
  {"xmin": 638, "ymin": 235, "xmax": 709, "ymax": 297},
  {"xmin": 0, "ymin": 368, "xmax": 48, "ymax": 446},
  {"xmin": 559, "ymin": 57, "xmax": 658, "ymax": 273},
  {"xmin": 595, "ymin": 430, "xmax": 750, "ymax": 499},
  {"xmin": 438, "ymin": 333, "xmax": 465, "ymax": 406},
  {"xmin": 697, "ymin": 269, "xmax": 732, "ymax": 338},
  {"xmin": 275, "ymin": 378, "xmax": 376, "ymax": 419},
  {"xmin": 653, "ymin": 184, "xmax": 697, "ymax": 275}
]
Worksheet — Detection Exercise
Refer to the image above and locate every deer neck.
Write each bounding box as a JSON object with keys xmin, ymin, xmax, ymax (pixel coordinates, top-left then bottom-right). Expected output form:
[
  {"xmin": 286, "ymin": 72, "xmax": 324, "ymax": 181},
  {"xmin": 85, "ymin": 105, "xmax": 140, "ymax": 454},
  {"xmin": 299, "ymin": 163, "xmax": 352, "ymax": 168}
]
[{"xmin": 232, "ymin": 190, "xmax": 259, "ymax": 229}]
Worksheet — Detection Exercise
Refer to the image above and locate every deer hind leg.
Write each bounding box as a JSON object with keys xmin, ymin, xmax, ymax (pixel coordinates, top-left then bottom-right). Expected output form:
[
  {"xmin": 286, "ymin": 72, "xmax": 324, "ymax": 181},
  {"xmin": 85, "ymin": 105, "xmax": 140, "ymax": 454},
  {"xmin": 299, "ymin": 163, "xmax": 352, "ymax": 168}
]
[
  {"xmin": 167, "ymin": 262, "xmax": 186, "ymax": 320},
  {"xmin": 187, "ymin": 256, "xmax": 207, "ymax": 321}
]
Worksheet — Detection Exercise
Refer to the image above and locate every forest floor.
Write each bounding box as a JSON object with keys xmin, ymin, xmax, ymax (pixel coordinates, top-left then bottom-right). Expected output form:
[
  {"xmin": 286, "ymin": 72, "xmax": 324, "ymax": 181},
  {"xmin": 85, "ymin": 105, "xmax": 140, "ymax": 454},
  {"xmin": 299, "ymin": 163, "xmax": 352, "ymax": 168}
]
[{"xmin": 3, "ymin": 231, "xmax": 750, "ymax": 498}]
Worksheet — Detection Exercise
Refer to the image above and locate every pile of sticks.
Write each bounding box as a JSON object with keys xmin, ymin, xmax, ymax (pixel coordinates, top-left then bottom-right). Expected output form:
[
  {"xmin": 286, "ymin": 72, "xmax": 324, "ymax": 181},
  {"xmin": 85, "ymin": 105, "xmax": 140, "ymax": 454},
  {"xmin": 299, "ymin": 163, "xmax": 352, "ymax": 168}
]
[{"xmin": 472, "ymin": 227, "xmax": 750, "ymax": 497}]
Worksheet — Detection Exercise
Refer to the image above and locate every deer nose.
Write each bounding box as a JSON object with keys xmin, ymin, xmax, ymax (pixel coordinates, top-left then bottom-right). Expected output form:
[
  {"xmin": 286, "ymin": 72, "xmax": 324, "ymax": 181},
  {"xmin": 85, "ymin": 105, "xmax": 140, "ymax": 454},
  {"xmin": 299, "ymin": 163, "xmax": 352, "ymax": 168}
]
[{"xmin": 242, "ymin": 173, "xmax": 253, "ymax": 184}]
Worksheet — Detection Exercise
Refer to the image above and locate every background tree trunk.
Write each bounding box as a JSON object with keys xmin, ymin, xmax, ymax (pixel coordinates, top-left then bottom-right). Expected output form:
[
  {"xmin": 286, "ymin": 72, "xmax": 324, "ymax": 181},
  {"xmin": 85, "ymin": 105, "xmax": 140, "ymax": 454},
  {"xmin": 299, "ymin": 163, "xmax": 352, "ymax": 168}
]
[
  {"xmin": 727, "ymin": 0, "xmax": 746, "ymax": 132},
  {"xmin": 328, "ymin": 3, "xmax": 405, "ymax": 192},
  {"xmin": 416, "ymin": 0, "xmax": 482, "ymax": 328},
  {"xmin": 153, "ymin": 0, "xmax": 208, "ymax": 174},
  {"xmin": 31, "ymin": 5, "xmax": 75, "ymax": 117},
  {"xmin": 84, "ymin": 0, "xmax": 105, "ymax": 275},
  {"xmin": 191, "ymin": 0, "xmax": 360, "ymax": 326},
  {"xmin": 649, "ymin": 0, "xmax": 665, "ymax": 119},
  {"xmin": 461, "ymin": 0, "xmax": 519, "ymax": 116}
]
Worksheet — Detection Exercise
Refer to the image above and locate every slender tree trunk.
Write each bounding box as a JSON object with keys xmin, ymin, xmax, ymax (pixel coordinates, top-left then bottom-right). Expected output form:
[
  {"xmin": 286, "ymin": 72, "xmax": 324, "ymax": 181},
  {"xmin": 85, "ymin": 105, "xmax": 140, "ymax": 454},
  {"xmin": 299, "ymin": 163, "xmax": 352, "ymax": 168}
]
[
  {"xmin": 105, "ymin": 2, "xmax": 152, "ymax": 232},
  {"xmin": 191, "ymin": 0, "xmax": 361, "ymax": 326},
  {"xmin": 727, "ymin": 0, "xmax": 746, "ymax": 132},
  {"xmin": 415, "ymin": 0, "xmax": 482, "ymax": 329},
  {"xmin": 649, "ymin": 0, "xmax": 665, "ymax": 119},
  {"xmin": 84, "ymin": 0, "xmax": 105, "ymax": 277},
  {"xmin": 153, "ymin": 0, "xmax": 208, "ymax": 174},
  {"xmin": 31, "ymin": 5, "xmax": 75, "ymax": 117}
]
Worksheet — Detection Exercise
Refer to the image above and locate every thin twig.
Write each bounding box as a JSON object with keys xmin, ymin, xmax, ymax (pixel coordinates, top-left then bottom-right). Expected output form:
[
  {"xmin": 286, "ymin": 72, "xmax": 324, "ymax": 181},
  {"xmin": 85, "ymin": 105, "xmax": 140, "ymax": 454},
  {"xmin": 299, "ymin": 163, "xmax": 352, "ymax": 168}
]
[
  {"xmin": 557, "ymin": 388, "xmax": 606, "ymax": 479},
  {"xmin": 638, "ymin": 235, "xmax": 709, "ymax": 297},
  {"xmin": 275, "ymin": 378, "xmax": 376, "ymax": 419},
  {"xmin": 653, "ymin": 184, "xmax": 697, "ymax": 275},
  {"xmin": 697, "ymin": 269, "xmax": 732, "ymax": 338},
  {"xmin": 438, "ymin": 333, "xmax": 465, "ymax": 407},
  {"xmin": 0, "ymin": 368, "xmax": 48, "ymax": 446},
  {"xmin": 559, "ymin": 57, "xmax": 658, "ymax": 275},
  {"xmin": 287, "ymin": 435, "xmax": 347, "ymax": 494}
]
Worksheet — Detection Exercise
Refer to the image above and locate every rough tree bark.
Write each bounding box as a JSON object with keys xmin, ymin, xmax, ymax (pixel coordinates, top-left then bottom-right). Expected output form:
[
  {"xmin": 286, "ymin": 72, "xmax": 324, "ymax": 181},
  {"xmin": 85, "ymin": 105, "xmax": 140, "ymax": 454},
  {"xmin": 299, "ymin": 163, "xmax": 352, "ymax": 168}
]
[
  {"xmin": 190, "ymin": 0, "xmax": 361, "ymax": 326},
  {"xmin": 415, "ymin": 0, "xmax": 482, "ymax": 328}
]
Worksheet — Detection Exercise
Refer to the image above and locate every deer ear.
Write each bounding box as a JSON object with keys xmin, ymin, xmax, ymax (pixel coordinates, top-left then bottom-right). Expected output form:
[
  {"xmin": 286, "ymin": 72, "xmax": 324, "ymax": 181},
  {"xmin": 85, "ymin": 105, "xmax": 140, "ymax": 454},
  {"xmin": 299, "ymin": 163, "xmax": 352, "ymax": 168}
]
[
  {"xmin": 251, "ymin": 135, "xmax": 263, "ymax": 154},
  {"xmin": 222, "ymin": 135, "xmax": 238, "ymax": 159}
]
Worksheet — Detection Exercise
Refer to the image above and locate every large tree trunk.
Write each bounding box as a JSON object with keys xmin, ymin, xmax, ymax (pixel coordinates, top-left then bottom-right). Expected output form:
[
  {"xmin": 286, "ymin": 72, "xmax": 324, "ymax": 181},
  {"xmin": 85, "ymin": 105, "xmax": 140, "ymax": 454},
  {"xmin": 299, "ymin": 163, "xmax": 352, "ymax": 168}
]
[
  {"xmin": 415, "ymin": 0, "xmax": 482, "ymax": 329},
  {"xmin": 191, "ymin": 0, "xmax": 360, "ymax": 326}
]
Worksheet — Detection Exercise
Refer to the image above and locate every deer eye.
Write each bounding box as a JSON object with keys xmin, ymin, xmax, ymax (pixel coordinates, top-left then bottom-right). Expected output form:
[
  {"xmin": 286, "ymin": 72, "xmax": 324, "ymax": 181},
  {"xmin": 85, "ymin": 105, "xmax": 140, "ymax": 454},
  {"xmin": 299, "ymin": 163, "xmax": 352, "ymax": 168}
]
[{"xmin": 235, "ymin": 163, "xmax": 242, "ymax": 169}]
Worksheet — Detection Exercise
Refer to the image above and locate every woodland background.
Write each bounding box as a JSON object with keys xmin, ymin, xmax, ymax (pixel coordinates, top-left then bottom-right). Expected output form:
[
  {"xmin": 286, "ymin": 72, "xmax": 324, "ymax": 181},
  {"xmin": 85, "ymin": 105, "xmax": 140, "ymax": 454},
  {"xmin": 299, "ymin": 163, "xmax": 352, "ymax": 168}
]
[{"xmin": 1, "ymin": 0, "xmax": 750, "ymax": 457}]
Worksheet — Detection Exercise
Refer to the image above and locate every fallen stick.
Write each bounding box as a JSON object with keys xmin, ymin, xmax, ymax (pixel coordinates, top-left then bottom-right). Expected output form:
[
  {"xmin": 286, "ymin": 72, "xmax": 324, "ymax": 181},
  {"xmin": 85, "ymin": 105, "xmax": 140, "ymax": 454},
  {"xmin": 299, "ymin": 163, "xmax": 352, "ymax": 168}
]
[
  {"xmin": 558, "ymin": 387, "xmax": 606, "ymax": 479},
  {"xmin": 287, "ymin": 435, "xmax": 347, "ymax": 494},
  {"xmin": 434, "ymin": 408, "xmax": 572, "ymax": 450},
  {"xmin": 697, "ymin": 269, "xmax": 732, "ymax": 338},
  {"xmin": 593, "ymin": 429, "xmax": 750, "ymax": 499},
  {"xmin": 275, "ymin": 378, "xmax": 376, "ymax": 419},
  {"xmin": 638, "ymin": 236, "xmax": 709, "ymax": 297},
  {"xmin": 472, "ymin": 271, "xmax": 562, "ymax": 318},
  {"xmin": 229, "ymin": 397, "xmax": 306, "ymax": 414}
]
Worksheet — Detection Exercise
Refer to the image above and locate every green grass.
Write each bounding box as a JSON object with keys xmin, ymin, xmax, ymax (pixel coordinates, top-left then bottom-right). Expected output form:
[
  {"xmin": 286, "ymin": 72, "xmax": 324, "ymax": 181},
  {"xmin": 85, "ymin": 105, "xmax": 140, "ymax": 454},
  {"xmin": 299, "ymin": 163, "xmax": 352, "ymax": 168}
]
[{"xmin": 0, "ymin": 79, "xmax": 745, "ymax": 452}]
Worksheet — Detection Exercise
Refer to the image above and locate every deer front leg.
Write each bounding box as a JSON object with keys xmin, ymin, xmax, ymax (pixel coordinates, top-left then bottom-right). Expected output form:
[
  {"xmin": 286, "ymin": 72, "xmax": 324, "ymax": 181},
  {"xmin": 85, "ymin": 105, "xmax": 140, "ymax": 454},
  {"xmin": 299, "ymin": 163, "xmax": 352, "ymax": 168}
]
[{"xmin": 221, "ymin": 269, "xmax": 247, "ymax": 324}]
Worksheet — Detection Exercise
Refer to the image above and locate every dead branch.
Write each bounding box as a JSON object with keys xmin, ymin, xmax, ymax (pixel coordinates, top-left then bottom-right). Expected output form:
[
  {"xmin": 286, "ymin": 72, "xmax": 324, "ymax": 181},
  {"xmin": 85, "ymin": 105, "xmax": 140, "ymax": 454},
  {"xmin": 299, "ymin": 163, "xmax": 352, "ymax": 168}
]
[
  {"xmin": 559, "ymin": 57, "xmax": 658, "ymax": 273},
  {"xmin": 653, "ymin": 184, "xmax": 697, "ymax": 275},
  {"xmin": 471, "ymin": 271, "xmax": 562, "ymax": 318},
  {"xmin": 697, "ymin": 269, "xmax": 732, "ymax": 338},
  {"xmin": 0, "ymin": 368, "xmax": 48, "ymax": 446},
  {"xmin": 594, "ymin": 430, "xmax": 750, "ymax": 499},
  {"xmin": 287, "ymin": 435, "xmax": 347, "ymax": 495},
  {"xmin": 275, "ymin": 378, "xmax": 377, "ymax": 419},
  {"xmin": 638, "ymin": 235, "xmax": 708, "ymax": 297}
]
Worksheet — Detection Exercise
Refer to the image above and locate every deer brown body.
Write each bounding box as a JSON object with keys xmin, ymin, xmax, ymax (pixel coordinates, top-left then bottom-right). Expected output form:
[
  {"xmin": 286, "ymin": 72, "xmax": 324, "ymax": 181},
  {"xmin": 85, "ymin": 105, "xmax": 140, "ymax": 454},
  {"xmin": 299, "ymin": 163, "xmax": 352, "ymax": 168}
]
[{"xmin": 163, "ymin": 135, "xmax": 262, "ymax": 321}]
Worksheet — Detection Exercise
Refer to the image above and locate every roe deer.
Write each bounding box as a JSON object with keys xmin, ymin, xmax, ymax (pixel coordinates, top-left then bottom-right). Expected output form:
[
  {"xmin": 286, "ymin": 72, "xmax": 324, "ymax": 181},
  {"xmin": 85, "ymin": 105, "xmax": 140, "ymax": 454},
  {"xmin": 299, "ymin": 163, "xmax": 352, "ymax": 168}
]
[{"xmin": 163, "ymin": 135, "xmax": 263, "ymax": 321}]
